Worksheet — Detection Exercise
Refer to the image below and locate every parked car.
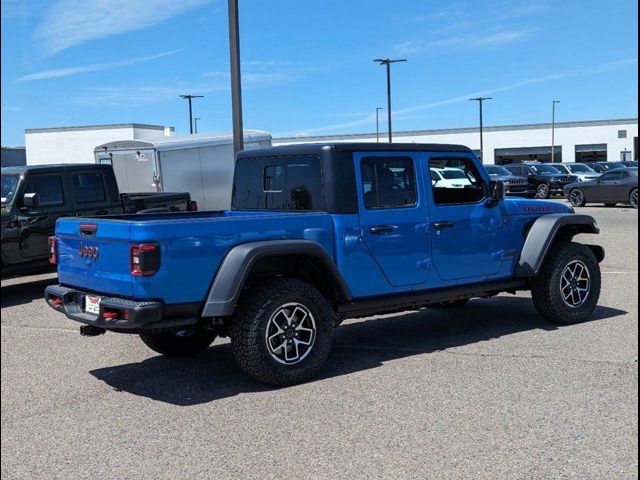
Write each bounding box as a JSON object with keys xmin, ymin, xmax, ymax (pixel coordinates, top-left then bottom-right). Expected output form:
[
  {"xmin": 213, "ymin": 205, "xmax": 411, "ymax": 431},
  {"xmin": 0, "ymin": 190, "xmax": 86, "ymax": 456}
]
[
  {"xmin": 553, "ymin": 163, "xmax": 601, "ymax": 182},
  {"xmin": 503, "ymin": 163, "xmax": 578, "ymax": 199},
  {"xmin": 429, "ymin": 167, "xmax": 472, "ymax": 188},
  {"xmin": 46, "ymin": 143, "xmax": 604, "ymax": 386},
  {"xmin": 484, "ymin": 165, "xmax": 535, "ymax": 197},
  {"xmin": 1, "ymin": 164, "xmax": 194, "ymax": 278},
  {"xmin": 579, "ymin": 161, "xmax": 626, "ymax": 173},
  {"xmin": 621, "ymin": 161, "xmax": 638, "ymax": 168},
  {"xmin": 565, "ymin": 167, "xmax": 638, "ymax": 208}
]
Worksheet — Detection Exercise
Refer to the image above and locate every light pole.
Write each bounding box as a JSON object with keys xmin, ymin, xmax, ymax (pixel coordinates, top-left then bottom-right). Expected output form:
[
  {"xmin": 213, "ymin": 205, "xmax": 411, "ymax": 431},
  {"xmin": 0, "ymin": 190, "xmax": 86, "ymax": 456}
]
[
  {"xmin": 551, "ymin": 100, "xmax": 560, "ymax": 163},
  {"xmin": 374, "ymin": 58, "xmax": 407, "ymax": 143},
  {"xmin": 469, "ymin": 97, "xmax": 492, "ymax": 163},
  {"xmin": 228, "ymin": 0, "xmax": 244, "ymax": 155},
  {"xmin": 375, "ymin": 107, "xmax": 383, "ymax": 143},
  {"xmin": 179, "ymin": 94, "xmax": 204, "ymax": 134},
  {"xmin": 194, "ymin": 117, "xmax": 201, "ymax": 134}
]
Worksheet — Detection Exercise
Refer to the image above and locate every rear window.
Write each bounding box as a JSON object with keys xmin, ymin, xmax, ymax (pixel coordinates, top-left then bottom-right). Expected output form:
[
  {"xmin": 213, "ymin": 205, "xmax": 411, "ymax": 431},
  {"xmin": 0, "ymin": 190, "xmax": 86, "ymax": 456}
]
[
  {"xmin": 232, "ymin": 155, "xmax": 323, "ymax": 210},
  {"xmin": 72, "ymin": 172, "xmax": 106, "ymax": 203}
]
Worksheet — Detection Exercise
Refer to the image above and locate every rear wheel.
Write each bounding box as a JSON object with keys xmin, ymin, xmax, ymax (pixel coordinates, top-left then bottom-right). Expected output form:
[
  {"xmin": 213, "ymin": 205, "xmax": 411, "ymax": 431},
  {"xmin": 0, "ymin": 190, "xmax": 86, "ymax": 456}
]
[
  {"xmin": 231, "ymin": 278, "xmax": 334, "ymax": 386},
  {"xmin": 569, "ymin": 188, "xmax": 586, "ymax": 207},
  {"xmin": 139, "ymin": 328, "xmax": 217, "ymax": 357},
  {"xmin": 536, "ymin": 183, "xmax": 550, "ymax": 199},
  {"xmin": 531, "ymin": 242, "xmax": 601, "ymax": 324},
  {"xmin": 630, "ymin": 188, "xmax": 638, "ymax": 209}
]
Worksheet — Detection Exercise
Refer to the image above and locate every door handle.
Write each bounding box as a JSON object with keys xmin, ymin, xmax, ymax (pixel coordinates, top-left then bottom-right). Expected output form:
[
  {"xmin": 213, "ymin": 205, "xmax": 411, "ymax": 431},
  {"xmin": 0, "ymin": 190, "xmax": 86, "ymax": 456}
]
[
  {"xmin": 433, "ymin": 221, "xmax": 455, "ymax": 230},
  {"xmin": 370, "ymin": 225, "xmax": 395, "ymax": 235}
]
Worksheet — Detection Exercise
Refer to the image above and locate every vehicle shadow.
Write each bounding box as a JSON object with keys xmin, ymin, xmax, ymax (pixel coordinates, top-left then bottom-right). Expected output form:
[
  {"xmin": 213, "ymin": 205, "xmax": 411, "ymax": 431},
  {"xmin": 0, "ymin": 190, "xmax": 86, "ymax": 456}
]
[
  {"xmin": 90, "ymin": 297, "xmax": 627, "ymax": 406},
  {"xmin": 0, "ymin": 276, "xmax": 57, "ymax": 308}
]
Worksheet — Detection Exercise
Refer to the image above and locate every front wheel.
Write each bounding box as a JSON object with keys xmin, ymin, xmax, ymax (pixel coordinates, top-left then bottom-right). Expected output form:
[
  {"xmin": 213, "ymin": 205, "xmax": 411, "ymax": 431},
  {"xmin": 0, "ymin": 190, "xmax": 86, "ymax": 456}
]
[
  {"xmin": 531, "ymin": 242, "xmax": 601, "ymax": 324},
  {"xmin": 630, "ymin": 188, "xmax": 638, "ymax": 209},
  {"xmin": 536, "ymin": 183, "xmax": 551, "ymax": 199},
  {"xmin": 231, "ymin": 278, "xmax": 334, "ymax": 386},
  {"xmin": 569, "ymin": 188, "xmax": 586, "ymax": 207},
  {"xmin": 139, "ymin": 329, "xmax": 217, "ymax": 357}
]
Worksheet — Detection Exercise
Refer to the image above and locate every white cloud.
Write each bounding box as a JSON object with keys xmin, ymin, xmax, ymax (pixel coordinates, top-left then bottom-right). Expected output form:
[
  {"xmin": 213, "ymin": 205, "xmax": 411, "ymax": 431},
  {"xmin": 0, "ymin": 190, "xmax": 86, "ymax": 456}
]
[
  {"xmin": 283, "ymin": 58, "xmax": 638, "ymax": 136},
  {"xmin": 394, "ymin": 29, "xmax": 535, "ymax": 55},
  {"xmin": 13, "ymin": 50, "xmax": 181, "ymax": 83},
  {"xmin": 37, "ymin": 0, "xmax": 213, "ymax": 55}
]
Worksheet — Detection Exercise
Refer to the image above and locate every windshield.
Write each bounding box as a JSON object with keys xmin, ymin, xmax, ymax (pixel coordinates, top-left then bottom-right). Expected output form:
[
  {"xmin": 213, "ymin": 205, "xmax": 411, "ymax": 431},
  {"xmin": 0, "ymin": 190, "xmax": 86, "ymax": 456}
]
[
  {"xmin": 529, "ymin": 164, "xmax": 561, "ymax": 174},
  {"xmin": 485, "ymin": 166, "xmax": 511, "ymax": 176},
  {"xmin": 1, "ymin": 173, "xmax": 22, "ymax": 206},
  {"xmin": 604, "ymin": 162, "xmax": 625, "ymax": 170},
  {"xmin": 554, "ymin": 164, "xmax": 571, "ymax": 174},
  {"xmin": 440, "ymin": 169, "xmax": 467, "ymax": 179},
  {"xmin": 568, "ymin": 164, "xmax": 595, "ymax": 173}
]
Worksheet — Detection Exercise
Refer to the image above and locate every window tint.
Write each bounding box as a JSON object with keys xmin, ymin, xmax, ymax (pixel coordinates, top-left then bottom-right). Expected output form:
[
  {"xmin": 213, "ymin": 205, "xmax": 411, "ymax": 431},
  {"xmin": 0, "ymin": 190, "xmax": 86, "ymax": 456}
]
[
  {"xmin": 232, "ymin": 155, "xmax": 323, "ymax": 210},
  {"xmin": 361, "ymin": 157, "xmax": 416, "ymax": 209},
  {"xmin": 599, "ymin": 171, "xmax": 622, "ymax": 182},
  {"xmin": 504, "ymin": 165, "xmax": 522, "ymax": 175},
  {"xmin": 429, "ymin": 157, "xmax": 485, "ymax": 205},
  {"xmin": 24, "ymin": 174, "xmax": 64, "ymax": 206},
  {"xmin": 72, "ymin": 172, "xmax": 106, "ymax": 203}
]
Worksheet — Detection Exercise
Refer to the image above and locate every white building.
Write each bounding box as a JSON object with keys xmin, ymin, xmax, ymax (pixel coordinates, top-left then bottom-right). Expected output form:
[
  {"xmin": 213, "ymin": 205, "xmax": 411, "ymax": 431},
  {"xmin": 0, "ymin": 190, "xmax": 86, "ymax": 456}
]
[
  {"xmin": 25, "ymin": 123, "xmax": 175, "ymax": 165},
  {"xmin": 274, "ymin": 118, "xmax": 638, "ymax": 165}
]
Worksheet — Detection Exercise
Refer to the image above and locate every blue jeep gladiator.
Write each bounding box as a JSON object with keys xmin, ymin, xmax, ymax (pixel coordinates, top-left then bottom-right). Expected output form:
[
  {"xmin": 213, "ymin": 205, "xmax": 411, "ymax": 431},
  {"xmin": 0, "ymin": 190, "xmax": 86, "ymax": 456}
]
[{"xmin": 45, "ymin": 143, "xmax": 604, "ymax": 386}]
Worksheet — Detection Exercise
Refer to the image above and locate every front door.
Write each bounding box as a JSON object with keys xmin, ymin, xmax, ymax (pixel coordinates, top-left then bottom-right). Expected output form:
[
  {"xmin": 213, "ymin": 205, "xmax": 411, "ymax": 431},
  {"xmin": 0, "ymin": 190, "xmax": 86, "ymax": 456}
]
[
  {"xmin": 426, "ymin": 154, "xmax": 504, "ymax": 281},
  {"xmin": 355, "ymin": 152, "xmax": 430, "ymax": 287},
  {"xmin": 588, "ymin": 170, "xmax": 624, "ymax": 203}
]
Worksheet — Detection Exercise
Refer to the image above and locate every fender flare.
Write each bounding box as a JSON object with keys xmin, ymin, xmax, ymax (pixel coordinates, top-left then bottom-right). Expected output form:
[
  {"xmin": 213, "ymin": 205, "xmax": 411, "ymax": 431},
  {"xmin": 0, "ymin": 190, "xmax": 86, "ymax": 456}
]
[
  {"xmin": 201, "ymin": 240, "xmax": 352, "ymax": 317},
  {"xmin": 515, "ymin": 213, "xmax": 603, "ymax": 277}
]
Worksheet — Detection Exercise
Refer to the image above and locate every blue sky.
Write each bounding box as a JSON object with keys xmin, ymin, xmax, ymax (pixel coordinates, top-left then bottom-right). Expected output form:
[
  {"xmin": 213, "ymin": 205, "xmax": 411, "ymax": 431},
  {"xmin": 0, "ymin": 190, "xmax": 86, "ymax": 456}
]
[{"xmin": 1, "ymin": 0, "xmax": 638, "ymax": 145}]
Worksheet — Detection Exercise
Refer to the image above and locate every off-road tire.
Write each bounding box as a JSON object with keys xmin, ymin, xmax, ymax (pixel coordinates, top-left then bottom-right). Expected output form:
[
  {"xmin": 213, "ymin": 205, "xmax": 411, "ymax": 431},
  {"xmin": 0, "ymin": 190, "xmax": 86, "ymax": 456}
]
[
  {"xmin": 531, "ymin": 241, "xmax": 601, "ymax": 325},
  {"xmin": 536, "ymin": 183, "xmax": 551, "ymax": 199},
  {"xmin": 139, "ymin": 329, "xmax": 217, "ymax": 357},
  {"xmin": 231, "ymin": 278, "xmax": 335, "ymax": 386}
]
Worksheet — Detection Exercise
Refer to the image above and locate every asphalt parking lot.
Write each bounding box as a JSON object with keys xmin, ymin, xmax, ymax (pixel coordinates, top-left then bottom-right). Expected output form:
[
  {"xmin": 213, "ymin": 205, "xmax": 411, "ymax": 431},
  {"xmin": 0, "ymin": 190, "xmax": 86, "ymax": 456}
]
[{"xmin": 1, "ymin": 201, "xmax": 638, "ymax": 480}]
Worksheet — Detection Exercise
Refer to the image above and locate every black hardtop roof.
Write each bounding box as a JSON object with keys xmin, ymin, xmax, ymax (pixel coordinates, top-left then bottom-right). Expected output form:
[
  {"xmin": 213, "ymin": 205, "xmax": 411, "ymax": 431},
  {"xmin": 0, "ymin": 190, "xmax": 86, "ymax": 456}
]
[
  {"xmin": 237, "ymin": 142, "xmax": 472, "ymax": 159},
  {"xmin": 1, "ymin": 163, "xmax": 107, "ymax": 174}
]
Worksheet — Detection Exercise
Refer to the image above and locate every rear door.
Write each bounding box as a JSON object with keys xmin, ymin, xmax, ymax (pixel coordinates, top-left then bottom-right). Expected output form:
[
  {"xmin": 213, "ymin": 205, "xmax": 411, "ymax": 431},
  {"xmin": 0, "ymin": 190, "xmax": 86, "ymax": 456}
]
[
  {"xmin": 355, "ymin": 152, "xmax": 430, "ymax": 288},
  {"xmin": 18, "ymin": 172, "xmax": 70, "ymax": 259},
  {"xmin": 425, "ymin": 154, "xmax": 504, "ymax": 281},
  {"xmin": 70, "ymin": 169, "xmax": 121, "ymax": 217}
]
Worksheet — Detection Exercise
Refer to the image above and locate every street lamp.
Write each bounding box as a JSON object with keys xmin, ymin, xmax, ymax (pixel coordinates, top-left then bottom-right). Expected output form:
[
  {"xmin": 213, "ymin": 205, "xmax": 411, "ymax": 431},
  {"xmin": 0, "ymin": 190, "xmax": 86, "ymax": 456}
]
[
  {"xmin": 228, "ymin": 0, "xmax": 244, "ymax": 155},
  {"xmin": 179, "ymin": 94, "xmax": 204, "ymax": 134},
  {"xmin": 374, "ymin": 58, "xmax": 407, "ymax": 143},
  {"xmin": 469, "ymin": 97, "xmax": 492, "ymax": 163},
  {"xmin": 375, "ymin": 107, "xmax": 383, "ymax": 143},
  {"xmin": 194, "ymin": 117, "xmax": 201, "ymax": 134},
  {"xmin": 551, "ymin": 100, "xmax": 560, "ymax": 163}
]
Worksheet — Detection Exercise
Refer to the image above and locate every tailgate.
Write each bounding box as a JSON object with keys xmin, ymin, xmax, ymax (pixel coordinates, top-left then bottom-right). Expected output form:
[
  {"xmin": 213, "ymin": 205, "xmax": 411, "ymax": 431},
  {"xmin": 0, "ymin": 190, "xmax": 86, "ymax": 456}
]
[{"xmin": 56, "ymin": 218, "xmax": 134, "ymax": 298}]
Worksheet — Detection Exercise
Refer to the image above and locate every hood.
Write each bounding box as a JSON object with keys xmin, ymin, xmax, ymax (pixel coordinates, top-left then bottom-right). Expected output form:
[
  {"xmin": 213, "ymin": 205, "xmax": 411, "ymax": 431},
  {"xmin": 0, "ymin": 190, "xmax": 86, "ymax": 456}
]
[{"xmin": 503, "ymin": 197, "xmax": 573, "ymax": 215}]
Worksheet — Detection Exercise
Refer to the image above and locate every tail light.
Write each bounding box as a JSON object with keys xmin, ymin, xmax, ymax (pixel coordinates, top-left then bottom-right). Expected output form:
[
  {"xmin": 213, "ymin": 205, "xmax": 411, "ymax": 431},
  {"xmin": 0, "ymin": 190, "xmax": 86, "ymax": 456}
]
[
  {"xmin": 48, "ymin": 236, "xmax": 58, "ymax": 264},
  {"xmin": 187, "ymin": 200, "xmax": 198, "ymax": 211},
  {"xmin": 130, "ymin": 243, "xmax": 160, "ymax": 276}
]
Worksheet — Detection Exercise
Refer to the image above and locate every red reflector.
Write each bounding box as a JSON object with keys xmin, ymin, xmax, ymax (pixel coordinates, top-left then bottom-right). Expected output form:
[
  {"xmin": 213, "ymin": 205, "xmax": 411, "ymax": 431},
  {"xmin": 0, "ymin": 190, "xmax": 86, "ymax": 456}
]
[
  {"xmin": 48, "ymin": 236, "xmax": 58, "ymax": 264},
  {"xmin": 130, "ymin": 243, "xmax": 160, "ymax": 276},
  {"xmin": 50, "ymin": 297, "xmax": 62, "ymax": 306},
  {"xmin": 103, "ymin": 312, "xmax": 119, "ymax": 319}
]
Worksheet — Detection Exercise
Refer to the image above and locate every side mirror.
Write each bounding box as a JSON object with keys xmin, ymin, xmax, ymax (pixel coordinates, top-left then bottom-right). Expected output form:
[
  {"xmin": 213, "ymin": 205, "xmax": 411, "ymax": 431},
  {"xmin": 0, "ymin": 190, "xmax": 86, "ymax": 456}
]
[
  {"xmin": 23, "ymin": 192, "xmax": 40, "ymax": 208},
  {"xmin": 487, "ymin": 180, "xmax": 506, "ymax": 207}
]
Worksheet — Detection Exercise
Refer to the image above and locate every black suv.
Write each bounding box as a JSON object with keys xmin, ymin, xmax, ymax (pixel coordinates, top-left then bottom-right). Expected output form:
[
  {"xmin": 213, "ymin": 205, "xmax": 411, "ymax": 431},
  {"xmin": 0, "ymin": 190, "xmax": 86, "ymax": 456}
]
[
  {"xmin": 484, "ymin": 165, "xmax": 535, "ymax": 197},
  {"xmin": 503, "ymin": 163, "xmax": 578, "ymax": 199}
]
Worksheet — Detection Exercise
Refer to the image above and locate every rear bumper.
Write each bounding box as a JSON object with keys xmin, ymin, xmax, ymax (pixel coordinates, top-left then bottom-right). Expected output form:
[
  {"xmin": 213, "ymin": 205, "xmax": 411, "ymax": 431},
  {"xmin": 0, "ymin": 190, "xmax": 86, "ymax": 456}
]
[{"xmin": 44, "ymin": 284, "xmax": 199, "ymax": 331}]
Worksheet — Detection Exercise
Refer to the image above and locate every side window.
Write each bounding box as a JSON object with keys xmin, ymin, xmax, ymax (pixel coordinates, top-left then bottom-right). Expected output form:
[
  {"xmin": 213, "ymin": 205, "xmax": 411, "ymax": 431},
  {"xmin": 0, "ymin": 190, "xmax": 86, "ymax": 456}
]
[
  {"xmin": 429, "ymin": 157, "xmax": 486, "ymax": 205},
  {"xmin": 232, "ymin": 155, "xmax": 323, "ymax": 210},
  {"xmin": 23, "ymin": 174, "xmax": 64, "ymax": 206},
  {"xmin": 361, "ymin": 157, "xmax": 416, "ymax": 209},
  {"xmin": 72, "ymin": 172, "xmax": 107, "ymax": 204},
  {"xmin": 599, "ymin": 171, "xmax": 621, "ymax": 182}
]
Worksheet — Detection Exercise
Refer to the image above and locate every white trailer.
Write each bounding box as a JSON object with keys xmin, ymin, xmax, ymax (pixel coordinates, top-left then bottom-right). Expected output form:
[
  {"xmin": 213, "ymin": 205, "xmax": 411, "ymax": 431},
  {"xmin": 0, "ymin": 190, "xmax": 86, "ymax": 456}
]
[{"xmin": 94, "ymin": 131, "xmax": 272, "ymax": 211}]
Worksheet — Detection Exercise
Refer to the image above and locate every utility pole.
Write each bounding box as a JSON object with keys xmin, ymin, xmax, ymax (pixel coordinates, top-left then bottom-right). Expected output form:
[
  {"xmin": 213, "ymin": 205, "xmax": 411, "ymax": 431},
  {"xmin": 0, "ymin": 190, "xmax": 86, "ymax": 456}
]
[
  {"xmin": 374, "ymin": 58, "xmax": 407, "ymax": 143},
  {"xmin": 551, "ymin": 100, "xmax": 560, "ymax": 163},
  {"xmin": 469, "ymin": 97, "xmax": 492, "ymax": 163},
  {"xmin": 194, "ymin": 117, "xmax": 201, "ymax": 134},
  {"xmin": 375, "ymin": 107, "xmax": 383, "ymax": 143},
  {"xmin": 179, "ymin": 94, "xmax": 203, "ymax": 134},
  {"xmin": 228, "ymin": 0, "xmax": 244, "ymax": 155}
]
